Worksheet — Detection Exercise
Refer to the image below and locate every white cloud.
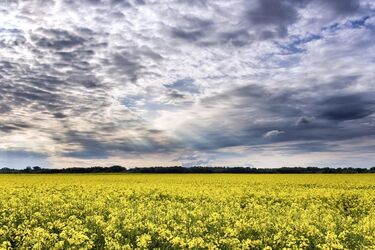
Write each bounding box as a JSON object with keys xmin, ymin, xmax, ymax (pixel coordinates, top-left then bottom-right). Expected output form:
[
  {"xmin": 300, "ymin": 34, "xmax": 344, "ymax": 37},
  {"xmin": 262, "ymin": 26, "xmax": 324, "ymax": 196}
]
[{"xmin": 263, "ymin": 130, "xmax": 285, "ymax": 138}]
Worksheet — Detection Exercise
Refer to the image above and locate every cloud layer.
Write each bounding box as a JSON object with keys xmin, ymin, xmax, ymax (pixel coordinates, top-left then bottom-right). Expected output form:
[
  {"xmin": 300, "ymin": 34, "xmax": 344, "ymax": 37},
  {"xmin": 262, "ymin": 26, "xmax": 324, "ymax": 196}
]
[{"xmin": 0, "ymin": 0, "xmax": 374, "ymax": 168}]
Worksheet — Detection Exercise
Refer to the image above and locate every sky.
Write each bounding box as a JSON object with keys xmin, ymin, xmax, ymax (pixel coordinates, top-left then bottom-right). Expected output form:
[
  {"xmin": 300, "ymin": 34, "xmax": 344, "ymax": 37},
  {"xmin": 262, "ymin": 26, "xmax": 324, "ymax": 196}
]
[{"xmin": 0, "ymin": 0, "xmax": 375, "ymax": 168}]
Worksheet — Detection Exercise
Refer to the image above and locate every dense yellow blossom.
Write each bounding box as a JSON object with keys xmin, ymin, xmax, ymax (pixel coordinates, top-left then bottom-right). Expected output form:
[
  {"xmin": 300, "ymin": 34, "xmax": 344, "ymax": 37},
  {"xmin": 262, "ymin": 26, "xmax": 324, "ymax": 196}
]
[{"xmin": 0, "ymin": 174, "xmax": 374, "ymax": 249}]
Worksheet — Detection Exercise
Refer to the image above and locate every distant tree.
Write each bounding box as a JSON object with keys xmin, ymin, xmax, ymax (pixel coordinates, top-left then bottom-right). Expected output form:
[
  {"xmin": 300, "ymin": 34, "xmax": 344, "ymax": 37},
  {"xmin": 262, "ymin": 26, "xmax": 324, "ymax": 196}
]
[
  {"xmin": 108, "ymin": 165, "xmax": 126, "ymax": 172},
  {"xmin": 0, "ymin": 165, "xmax": 372, "ymax": 174},
  {"xmin": 24, "ymin": 166, "xmax": 32, "ymax": 173},
  {"xmin": 33, "ymin": 166, "xmax": 42, "ymax": 171},
  {"xmin": 0, "ymin": 167, "xmax": 13, "ymax": 173}
]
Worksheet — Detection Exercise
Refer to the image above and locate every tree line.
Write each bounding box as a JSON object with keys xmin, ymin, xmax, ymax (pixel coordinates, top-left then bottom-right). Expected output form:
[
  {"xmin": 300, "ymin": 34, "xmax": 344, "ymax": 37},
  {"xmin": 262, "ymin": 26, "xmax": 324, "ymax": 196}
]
[{"xmin": 0, "ymin": 166, "xmax": 375, "ymax": 174}]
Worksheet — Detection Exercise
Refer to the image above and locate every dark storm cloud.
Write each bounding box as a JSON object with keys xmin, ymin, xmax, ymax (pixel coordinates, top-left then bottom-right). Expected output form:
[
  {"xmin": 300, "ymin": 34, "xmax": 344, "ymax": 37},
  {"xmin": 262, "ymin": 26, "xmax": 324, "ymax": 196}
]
[
  {"xmin": 202, "ymin": 84, "xmax": 301, "ymax": 118},
  {"xmin": 296, "ymin": 116, "xmax": 313, "ymax": 125},
  {"xmin": 169, "ymin": 0, "xmax": 363, "ymax": 48},
  {"xmin": 169, "ymin": 0, "xmax": 304, "ymax": 45},
  {"xmin": 191, "ymin": 83, "xmax": 375, "ymax": 152},
  {"xmin": 243, "ymin": 0, "xmax": 360, "ymax": 40},
  {"xmin": 62, "ymin": 134, "xmax": 110, "ymax": 159},
  {"xmin": 245, "ymin": 0, "xmax": 300, "ymax": 39},
  {"xmin": 60, "ymin": 128, "xmax": 181, "ymax": 159},
  {"xmin": 168, "ymin": 5, "xmax": 258, "ymax": 47},
  {"xmin": 246, "ymin": 0, "xmax": 299, "ymax": 25},
  {"xmin": 183, "ymin": 119, "xmax": 375, "ymax": 154},
  {"xmin": 318, "ymin": 94, "xmax": 374, "ymax": 121},
  {"xmin": 322, "ymin": 0, "xmax": 360, "ymax": 16}
]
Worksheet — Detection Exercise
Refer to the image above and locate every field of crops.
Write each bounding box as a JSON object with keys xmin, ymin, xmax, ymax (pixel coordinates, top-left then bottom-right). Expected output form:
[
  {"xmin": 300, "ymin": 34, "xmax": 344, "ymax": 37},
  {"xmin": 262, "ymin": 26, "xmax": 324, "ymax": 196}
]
[{"xmin": 0, "ymin": 174, "xmax": 374, "ymax": 249}]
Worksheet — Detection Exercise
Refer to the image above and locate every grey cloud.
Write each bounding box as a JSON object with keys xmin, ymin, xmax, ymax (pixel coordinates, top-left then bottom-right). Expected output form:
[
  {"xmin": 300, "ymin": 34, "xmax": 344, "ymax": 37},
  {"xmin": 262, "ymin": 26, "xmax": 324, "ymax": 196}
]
[
  {"xmin": 263, "ymin": 142, "xmax": 338, "ymax": 154},
  {"xmin": 53, "ymin": 112, "xmax": 67, "ymax": 119},
  {"xmin": 171, "ymin": 29, "xmax": 206, "ymax": 42},
  {"xmin": 59, "ymin": 131, "xmax": 112, "ymax": 159},
  {"xmin": 63, "ymin": 0, "xmax": 132, "ymax": 7},
  {"xmin": 182, "ymin": 117, "xmax": 375, "ymax": 153},
  {"xmin": 169, "ymin": 11, "xmax": 256, "ymax": 47},
  {"xmin": 67, "ymin": 74, "xmax": 101, "ymax": 88},
  {"xmin": 167, "ymin": 90, "xmax": 185, "ymax": 99},
  {"xmin": 168, "ymin": 0, "xmax": 363, "ymax": 48},
  {"xmin": 170, "ymin": 0, "xmax": 305, "ymax": 46},
  {"xmin": 0, "ymin": 150, "xmax": 48, "ymax": 159},
  {"xmin": 110, "ymin": 52, "xmax": 143, "ymax": 82},
  {"xmin": 0, "ymin": 26, "xmax": 119, "ymax": 136},
  {"xmin": 63, "ymin": 148, "xmax": 110, "ymax": 160},
  {"xmin": 318, "ymin": 94, "xmax": 374, "ymax": 121},
  {"xmin": 103, "ymin": 44, "xmax": 163, "ymax": 85},
  {"xmin": 134, "ymin": 0, "xmax": 146, "ymax": 5},
  {"xmin": 219, "ymin": 30, "xmax": 254, "ymax": 47},
  {"xmin": 321, "ymin": 0, "xmax": 360, "ymax": 16},
  {"xmin": 177, "ymin": 0, "xmax": 208, "ymax": 8},
  {"xmin": 203, "ymin": 84, "xmax": 301, "ymax": 118},
  {"xmin": 170, "ymin": 17, "xmax": 214, "ymax": 43},
  {"xmin": 296, "ymin": 116, "xmax": 314, "ymax": 125},
  {"xmin": 245, "ymin": 0, "xmax": 300, "ymax": 39},
  {"xmin": 31, "ymin": 28, "xmax": 86, "ymax": 50},
  {"xmin": 0, "ymin": 124, "xmax": 21, "ymax": 133},
  {"xmin": 138, "ymin": 46, "xmax": 163, "ymax": 60},
  {"xmin": 60, "ymin": 128, "xmax": 181, "ymax": 159},
  {"xmin": 0, "ymin": 104, "xmax": 11, "ymax": 114},
  {"xmin": 186, "ymin": 82, "xmax": 375, "ymax": 152},
  {"xmin": 56, "ymin": 50, "xmax": 95, "ymax": 62},
  {"xmin": 0, "ymin": 28, "xmax": 26, "ymax": 48}
]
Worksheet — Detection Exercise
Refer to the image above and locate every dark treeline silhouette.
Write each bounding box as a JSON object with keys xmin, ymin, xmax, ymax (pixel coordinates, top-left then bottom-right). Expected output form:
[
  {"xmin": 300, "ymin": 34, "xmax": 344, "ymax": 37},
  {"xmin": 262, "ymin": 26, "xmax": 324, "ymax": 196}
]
[{"xmin": 0, "ymin": 166, "xmax": 375, "ymax": 174}]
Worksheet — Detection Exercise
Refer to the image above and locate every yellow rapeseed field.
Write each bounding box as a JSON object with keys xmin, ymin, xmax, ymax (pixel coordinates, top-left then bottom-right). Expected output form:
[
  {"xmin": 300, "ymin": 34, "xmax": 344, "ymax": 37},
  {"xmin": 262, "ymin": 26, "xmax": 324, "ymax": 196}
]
[{"xmin": 0, "ymin": 174, "xmax": 374, "ymax": 249}]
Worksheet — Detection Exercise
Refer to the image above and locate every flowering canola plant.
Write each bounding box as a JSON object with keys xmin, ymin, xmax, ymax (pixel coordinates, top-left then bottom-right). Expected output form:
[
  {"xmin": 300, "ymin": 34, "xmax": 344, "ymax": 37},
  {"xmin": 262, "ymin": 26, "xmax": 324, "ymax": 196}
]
[{"xmin": 0, "ymin": 174, "xmax": 374, "ymax": 249}]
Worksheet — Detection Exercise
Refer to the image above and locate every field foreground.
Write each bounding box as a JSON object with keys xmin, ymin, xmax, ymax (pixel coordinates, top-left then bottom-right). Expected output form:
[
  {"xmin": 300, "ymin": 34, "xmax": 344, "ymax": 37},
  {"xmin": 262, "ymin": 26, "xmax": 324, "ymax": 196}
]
[{"xmin": 0, "ymin": 174, "xmax": 374, "ymax": 249}]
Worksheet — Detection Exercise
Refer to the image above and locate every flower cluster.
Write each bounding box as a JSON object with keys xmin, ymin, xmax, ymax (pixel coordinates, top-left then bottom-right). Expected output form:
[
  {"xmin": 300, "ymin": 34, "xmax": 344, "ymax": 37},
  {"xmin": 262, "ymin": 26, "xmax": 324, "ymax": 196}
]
[{"xmin": 0, "ymin": 174, "xmax": 374, "ymax": 249}]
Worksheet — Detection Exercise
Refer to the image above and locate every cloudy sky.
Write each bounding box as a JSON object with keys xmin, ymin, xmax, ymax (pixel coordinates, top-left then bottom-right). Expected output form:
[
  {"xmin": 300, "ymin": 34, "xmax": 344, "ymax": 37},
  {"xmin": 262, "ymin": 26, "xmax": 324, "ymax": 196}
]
[{"xmin": 0, "ymin": 0, "xmax": 374, "ymax": 168}]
